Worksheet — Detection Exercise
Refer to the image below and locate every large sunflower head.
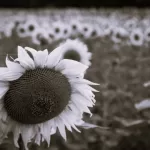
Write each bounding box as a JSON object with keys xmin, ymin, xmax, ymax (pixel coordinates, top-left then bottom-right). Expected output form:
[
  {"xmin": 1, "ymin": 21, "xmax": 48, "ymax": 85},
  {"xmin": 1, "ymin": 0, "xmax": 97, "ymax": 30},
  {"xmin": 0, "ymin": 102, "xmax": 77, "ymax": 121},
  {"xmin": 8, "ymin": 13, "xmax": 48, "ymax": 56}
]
[{"xmin": 0, "ymin": 42, "xmax": 98, "ymax": 149}]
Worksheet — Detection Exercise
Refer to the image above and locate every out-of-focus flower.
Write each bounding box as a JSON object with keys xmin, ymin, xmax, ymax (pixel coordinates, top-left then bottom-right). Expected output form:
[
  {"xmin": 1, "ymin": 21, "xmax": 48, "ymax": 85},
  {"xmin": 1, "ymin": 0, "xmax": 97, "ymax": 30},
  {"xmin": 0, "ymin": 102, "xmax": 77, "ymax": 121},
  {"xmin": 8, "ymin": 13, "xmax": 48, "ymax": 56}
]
[
  {"xmin": 3, "ymin": 22, "xmax": 15, "ymax": 37},
  {"xmin": 60, "ymin": 24, "xmax": 72, "ymax": 39},
  {"xmin": 46, "ymin": 28, "xmax": 55, "ymax": 44},
  {"xmin": 78, "ymin": 23, "xmax": 94, "ymax": 39},
  {"xmin": 16, "ymin": 23, "xmax": 29, "ymax": 38},
  {"xmin": 31, "ymin": 27, "xmax": 48, "ymax": 45},
  {"xmin": 135, "ymin": 99, "xmax": 150, "ymax": 111},
  {"xmin": 51, "ymin": 22, "xmax": 67, "ymax": 40},
  {"xmin": 111, "ymin": 27, "xmax": 129, "ymax": 44},
  {"xmin": 144, "ymin": 27, "xmax": 150, "ymax": 42},
  {"xmin": 70, "ymin": 20, "xmax": 83, "ymax": 37},
  {"xmin": 144, "ymin": 81, "xmax": 150, "ymax": 87},
  {"xmin": 16, "ymin": 20, "xmax": 39, "ymax": 38},
  {"xmin": 129, "ymin": 28, "xmax": 144, "ymax": 46},
  {"xmin": 24, "ymin": 20, "xmax": 39, "ymax": 35},
  {"xmin": 59, "ymin": 39, "xmax": 92, "ymax": 66},
  {"xmin": 124, "ymin": 18, "xmax": 138, "ymax": 30},
  {"xmin": 103, "ymin": 25, "xmax": 115, "ymax": 36},
  {"xmin": 0, "ymin": 45, "xmax": 99, "ymax": 150}
]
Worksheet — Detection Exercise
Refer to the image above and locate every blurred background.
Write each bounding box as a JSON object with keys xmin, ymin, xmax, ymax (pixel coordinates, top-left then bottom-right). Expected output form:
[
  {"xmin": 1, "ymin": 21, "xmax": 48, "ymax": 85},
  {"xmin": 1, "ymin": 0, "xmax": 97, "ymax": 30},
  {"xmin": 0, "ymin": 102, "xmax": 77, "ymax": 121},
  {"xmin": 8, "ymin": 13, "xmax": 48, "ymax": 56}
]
[{"xmin": 0, "ymin": 1, "xmax": 150, "ymax": 150}]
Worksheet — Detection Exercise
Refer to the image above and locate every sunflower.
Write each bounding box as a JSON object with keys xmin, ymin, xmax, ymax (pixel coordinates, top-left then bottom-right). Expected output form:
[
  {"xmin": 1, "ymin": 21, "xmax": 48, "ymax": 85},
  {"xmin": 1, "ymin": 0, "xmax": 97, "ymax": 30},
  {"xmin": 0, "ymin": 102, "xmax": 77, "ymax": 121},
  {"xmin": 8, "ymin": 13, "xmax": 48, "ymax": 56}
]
[
  {"xmin": 78, "ymin": 23, "xmax": 94, "ymax": 39},
  {"xmin": 0, "ymin": 44, "xmax": 98, "ymax": 149},
  {"xmin": 70, "ymin": 20, "xmax": 83, "ymax": 37},
  {"xmin": 51, "ymin": 22, "xmax": 67, "ymax": 41},
  {"xmin": 144, "ymin": 27, "xmax": 150, "ymax": 42},
  {"xmin": 24, "ymin": 20, "xmax": 39, "ymax": 34},
  {"xmin": 58, "ymin": 39, "xmax": 92, "ymax": 66},
  {"xmin": 31, "ymin": 27, "xmax": 48, "ymax": 45},
  {"xmin": 16, "ymin": 22, "xmax": 29, "ymax": 38},
  {"xmin": 111, "ymin": 27, "xmax": 129, "ymax": 44},
  {"xmin": 129, "ymin": 28, "xmax": 144, "ymax": 46}
]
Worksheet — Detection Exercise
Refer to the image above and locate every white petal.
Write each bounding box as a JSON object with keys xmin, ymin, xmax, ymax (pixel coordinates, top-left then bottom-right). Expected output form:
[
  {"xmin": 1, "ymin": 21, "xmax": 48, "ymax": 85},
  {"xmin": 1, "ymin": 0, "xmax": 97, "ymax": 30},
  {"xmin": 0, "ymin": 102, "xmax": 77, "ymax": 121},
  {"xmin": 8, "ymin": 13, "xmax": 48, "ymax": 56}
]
[
  {"xmin": 72, "ymin": 93, "xmax": 94, "ymax": 107},
  {"xmin": 72, "ymin": 85, "xmax": 95, "ymax": 102},
  {"xmin": 17, "ymin": 46, "xmax": 35, "ymax": 70},
  {"xmin": 40, "ymin": 123, "xmax": 51, "ymax": 146},
  {"xmin": 76, "ymin": 120, "xmax": 98, "ymax": 129},
  {"xmin": 6, "ymin": 56, "xmax": 25, "ymax": 73},
  {"xmin": 135, "ymin": 99, "xmax": 150, "ymax": 111},
  {"xmin": 84, "ymin": 85, "xmax": 99, "ymax": 92},
  {"xmin": 21, "ymin": 126, "xmax": 35, "ymax": 150},
  {"xmin": 0, "ymin": 67, "xmax": 9, "ymax": 72},
  {"xmin": 0, "ymin": 69, "xmax": 22, "ymax": 81},
  {"xmin": 56, "ymin": 59, "xmax": 88, "ymax": 74},
  {"xmin": 0, "ymin": 101, "xmax": 4, "ymax": 110},
  {"xmin": 46, "ymin": 46, "xmax": 64, "ymax": 68},
  {"xmin": 72, "ymin": 100, "xmax": 92, "ymax": 116},
  {"xmin": 0, "ymin": 120, "xmax": 11, "ymax": 142},
  {"xmin": 61, "ymin": 108, "xmax": 80, "ymax": 132},
  {"xmin": 69, "ymin": 78, "xmax": 99, "ymax": 86},
  {"xmin": 68, "ymin": 103, "xmax": 81, "ymax": 114},
  {"xmin": 18, "ymin": 46, "xmax": 31, "ymax": 59},
  {"xmin": 50, "ymin": 127, "xmax": 57, "ymax": 135},
  {"xmin": 46, "ymin": 119, "xmax": 57, "ymax": 135},
  {"xmin": 35, "ymin": 133, "xmax": 41, "ymax": 146},
  {"xmin": 0, "ymin": 82, "xmax": 9, "ymax": 99},
  {"xmin": 59, "ymin": 113, "xmax": 72, "ymax": 132},
  {"xmin": 0, "ymin": 108, "xmax": 8, "ymax": 122},
  {"xmin": 72, "ymin": 83, "xmax": 99, "ymax": 93},
  {"xmin": 144, "ymin": 81, "xmax": 150, "ymax": 87},
  {"xmin": 26, "ymin": 47, "xmax": 49, "ymax": 68},
  {"xmin": 33, "ymin": 50, "xmax": 48, "ymax": 68},
  {"xmin": 13, "ymin": 125, "xmax": 20, "ymax": 147},
  {"xmin": 55, "ymin": 117, "xmax": 67, "ymax": 141},
  {"xmin": 25, "ymin": 47, "xmax": 37, "ymax": 57}
]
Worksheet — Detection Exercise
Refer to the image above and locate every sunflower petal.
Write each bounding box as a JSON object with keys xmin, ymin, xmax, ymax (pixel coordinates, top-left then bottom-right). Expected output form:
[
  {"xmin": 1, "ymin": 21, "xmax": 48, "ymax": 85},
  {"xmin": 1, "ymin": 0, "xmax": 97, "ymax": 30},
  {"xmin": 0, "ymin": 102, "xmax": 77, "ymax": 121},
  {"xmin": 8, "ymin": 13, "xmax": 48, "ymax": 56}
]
[
  {"xmin": 0, "ymin": 82, "xmax": 9, "ymax": 99},
  {"xmin": 56, "ymin": 59, "xmax": 88, "ymax": 73},
  {"xmin": 59, "ymin": 112, "xmax": 72, "ymax": 132},
  {"xmin": 46, "ymin": 46, "xmax": 63, "ymax": 68},
  {"xmin": 17, "ymin": 46, "xmax": 35, "ymax": 69},
  {"xmin": 34, "ymin": 50, "xmax": 48, "ymax": 68},
  {"xmin": 0, "ymin": 68, "xmax": 22, "ymax": 81},
  {"xmin": 62, "ymin": 108, "xmax": 81, "ymax": 132},
  {"xmin": 40, "ymin": 123, "xmax": 51, "ymax": 146},
  {"xmin": 13, "ymin": 125, "xmax": 20, "ymax": 148},
  {"xmin": 69, "ymin": 78, "xmax": 99, "ymax": 86},
  {"xmin": 6, "ymin": 55, "xmax": 25, "ymax": 73},
  {"xmin": 76, "ymin": 120, "xmax": 98, "ymax": 129},
  {"xmin": 21, "ymin": 126, "xmax": 36, "ymax": 150},
  {"xmin": 35, "ymin": 133, "xmax": 41, "ymax": 146},
  {"xmin": 25, "ymin": 47, "xmax": 37, "ymax": 57},
  {"xmin": 55, "ymin": 117, "xmax": 67, "ymax": 141}
]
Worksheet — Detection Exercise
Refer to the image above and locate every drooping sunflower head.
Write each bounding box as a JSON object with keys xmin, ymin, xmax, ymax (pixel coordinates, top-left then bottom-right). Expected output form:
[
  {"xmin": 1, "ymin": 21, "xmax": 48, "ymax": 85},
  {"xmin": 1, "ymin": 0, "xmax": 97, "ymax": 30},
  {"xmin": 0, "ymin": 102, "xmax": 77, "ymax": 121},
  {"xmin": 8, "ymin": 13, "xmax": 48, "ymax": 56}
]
[{"xmin": 0, "ymin": 42, "xmax": 98, "ymax": 150}]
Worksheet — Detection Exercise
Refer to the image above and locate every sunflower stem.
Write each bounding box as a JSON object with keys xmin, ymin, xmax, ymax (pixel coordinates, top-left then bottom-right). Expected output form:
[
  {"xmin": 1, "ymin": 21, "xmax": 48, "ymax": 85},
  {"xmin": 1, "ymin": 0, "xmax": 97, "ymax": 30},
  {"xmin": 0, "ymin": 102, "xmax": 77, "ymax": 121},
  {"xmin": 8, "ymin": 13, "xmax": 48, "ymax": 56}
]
[{"xmin": 18, "ymin": 135, "xmax": 25, "ymax": 150}]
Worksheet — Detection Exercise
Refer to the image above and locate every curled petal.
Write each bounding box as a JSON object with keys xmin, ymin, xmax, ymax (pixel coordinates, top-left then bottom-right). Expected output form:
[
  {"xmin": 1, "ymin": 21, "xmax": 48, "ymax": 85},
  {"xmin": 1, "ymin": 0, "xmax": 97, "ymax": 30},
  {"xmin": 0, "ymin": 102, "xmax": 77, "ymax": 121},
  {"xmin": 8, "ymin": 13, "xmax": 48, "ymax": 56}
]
[{"xmin": 6, "ymin": 55, "xmax": 25, "ymax": 73}]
